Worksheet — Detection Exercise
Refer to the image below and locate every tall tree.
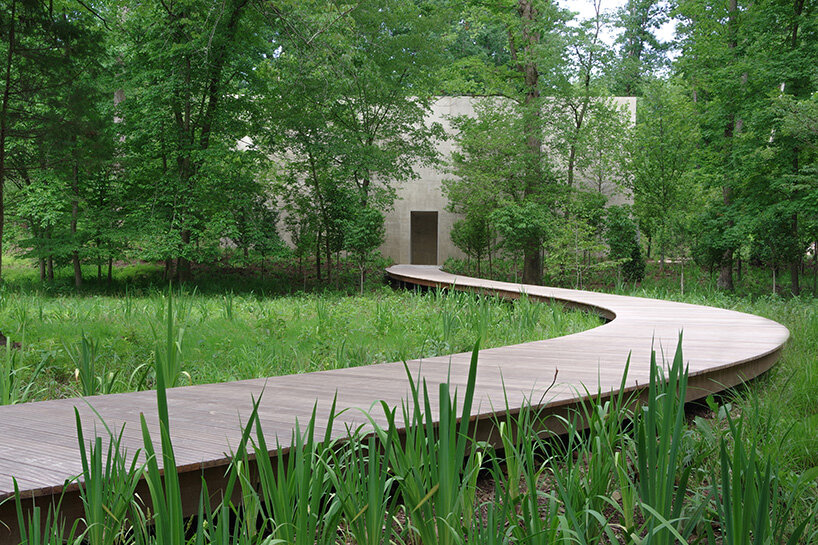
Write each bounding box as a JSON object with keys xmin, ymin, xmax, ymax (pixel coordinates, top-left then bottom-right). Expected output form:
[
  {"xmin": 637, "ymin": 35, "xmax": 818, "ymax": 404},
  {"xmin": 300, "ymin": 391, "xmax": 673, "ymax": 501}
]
[
  {"xmin": 764, "ymin": 0, "xmax": 817, "ymax": 294},
  {"xmin": 513, "ymin": 0, "xmax": 548, "ymax": 283},
  {"xmin": 1, "ymin": 0, "xmax": 111, "ymax": 285},
  {"xmin": 443, "ymin": 0, "xmax": 571, "ymax": 284},
  {"xmin": 116, "ymin": 0, "xmax": 263, "ymax": 281},
  {"xmin": 676, "ymin": 0, "xmax": 754, "ymax": 290},
  {"xmin": 0, "ymin": 0, "xmax": 65, "ymax": 280},
  {"xmin": 609, "ymin": 0, "xmax": 669, "ymax": 95},
  {"xmin": 445, "ymin": 98, "xmax": 556, "ymax": 280},
  {"xmin": 628, "ymin": 79, "xmax": 700, "ymax": 265},
  {"xmin": 263, "ymin": 0, "xmax": 444, "ymax": 279}
]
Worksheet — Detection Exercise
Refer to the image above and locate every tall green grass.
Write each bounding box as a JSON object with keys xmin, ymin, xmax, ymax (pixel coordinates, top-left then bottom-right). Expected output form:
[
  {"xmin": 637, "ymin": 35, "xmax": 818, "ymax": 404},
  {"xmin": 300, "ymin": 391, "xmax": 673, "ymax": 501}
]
[
  {"xmin": 12, "ymin": 338, "xmax": 816, "ymax": 545},
  {"xmin": 0, "ymin": 287, "xmax": 599, "ymax": 402}
]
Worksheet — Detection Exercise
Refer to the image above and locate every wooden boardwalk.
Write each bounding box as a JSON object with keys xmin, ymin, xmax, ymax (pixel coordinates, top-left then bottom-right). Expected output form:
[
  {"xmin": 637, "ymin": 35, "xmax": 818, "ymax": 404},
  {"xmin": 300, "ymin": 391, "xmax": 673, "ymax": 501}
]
[{"xmin": 0, "ymin": 265, "xmax": 790, "ymax": 541}]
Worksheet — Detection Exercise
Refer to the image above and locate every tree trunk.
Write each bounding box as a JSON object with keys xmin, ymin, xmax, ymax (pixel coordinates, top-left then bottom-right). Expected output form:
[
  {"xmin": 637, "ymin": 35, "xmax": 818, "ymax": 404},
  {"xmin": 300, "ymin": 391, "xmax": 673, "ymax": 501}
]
[
  {"xmin": 718, "ymin": 0, "xmax": 740, "ymax": 292},
  {"xmin": 790, "ymin": 254, "xmax": 800, "ymax": 295},
  {"xmin": 772, "ymin": 266, "xmax": 777, "ymax": 295},
  {"xmin": 335, "ymin": 252, "xmax": 341, "ymax": 291},
  {"xmin": 39, "ymin": 258, "xmax": 46, "ymax": 281},
  {"xmin": 96, "ymin": 238, "xmax": 102, "ymax": 281},
  {"xmin": 0, "ymin": 0, "xmax": 15, "ymax": 282},
  {"xmin": 177, "ymin": 229, "xmax": 192, "ymax": 282},
  {"xmin": 325, "ymin": 235, "xmax": 331, "ymax": 286},
  {"xmin": 107, "ymin": 256, "xmax": 113, "ymax": 283},
  {"xmin": 523, "ymin": 250, "xmax": 541, "ymax": 285},
  {"xmin": 680, "ymin": 260, "xmax": 685, "ymax": 295},
  {"xmin": 315, "ymin": 231, "xmax": 322, "ymax": 282},
  {"xmin": 71, "ymin": 159, "xmax": 83, "ymax": 288},
  {"xmin": 717, "ymin": 249, "xmax": 733, "ymax": 291},
  {"xmin": 47, "ymin": 255, "xmax": 54, "ymax": 281},
  {"xmin": 516, "ymin": 0, "xmax": 543, "ymax": 285}
]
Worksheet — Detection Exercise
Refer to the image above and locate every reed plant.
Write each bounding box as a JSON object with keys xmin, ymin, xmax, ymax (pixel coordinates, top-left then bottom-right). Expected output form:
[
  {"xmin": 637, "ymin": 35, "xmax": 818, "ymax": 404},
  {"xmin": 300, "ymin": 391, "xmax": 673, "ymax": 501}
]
[
  {"xmin": 75, "ymin": 412, "xmax": 142, "ymax": 545},
  {"xmin": 13, "ymin": 486, "xmax": 79, "ymax": 545},
  {"xmin": 634, "ymin": 338, "xmax": 701, "ymax": 545},
  {"xmin": 329, "ymin": 433, "xmax": 397, "ymax": 545},
  {"xmin": 66, "ymin": 335, "xmax": 121, "ymax": 397},
  {"xmin": 152, "ymin": 290, "xmax": 189, "ymax": 389},
  {"xmin": 0, "ymin": 342, "xmax": 44, "ymax": 405},
  {"xmin": 251, "ymin": 402, "xmax": 342, "ymax": 545},
  {"xmin": 378, "ymin": 345, "xmax": 483, "ymax": 545},
  {"xmin": 9, "ymin": 335, "xmax": 818, "ymax": 545},
  {"xmin": 139, "ymin": 351, "xmax": 186, "ymax": 545},
  {"xmin": 705, "ymin": 407, "xmax": 815, "ymax": 545},
  {"xmin": 495, "ymin": 407, "xmax": 563, "ymax": 545}
]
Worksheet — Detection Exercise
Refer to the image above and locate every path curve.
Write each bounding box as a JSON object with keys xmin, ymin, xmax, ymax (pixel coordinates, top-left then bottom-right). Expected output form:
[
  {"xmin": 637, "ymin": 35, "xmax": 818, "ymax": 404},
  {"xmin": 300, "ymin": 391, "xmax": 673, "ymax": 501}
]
[
  {"xmin": 385, "ymin": 265, "xmax": 789, "ymax": 402},
  {"xmin": 0, "ymin": 265, "xmax": 789, "ymax": 541}
]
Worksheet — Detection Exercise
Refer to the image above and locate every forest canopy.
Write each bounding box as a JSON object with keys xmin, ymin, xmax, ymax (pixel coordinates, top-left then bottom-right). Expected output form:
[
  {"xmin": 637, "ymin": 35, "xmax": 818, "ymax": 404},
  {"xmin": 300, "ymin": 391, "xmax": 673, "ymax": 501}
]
[{"xmin": 0, "ymin": 0, "xmax": 815, "ymax": 293}]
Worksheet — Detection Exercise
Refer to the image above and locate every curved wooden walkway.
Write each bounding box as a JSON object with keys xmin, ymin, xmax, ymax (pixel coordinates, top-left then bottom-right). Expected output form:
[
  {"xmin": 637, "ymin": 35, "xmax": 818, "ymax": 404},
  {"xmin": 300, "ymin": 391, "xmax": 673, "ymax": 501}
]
[{"xmin": 0, "ymin": 265, "xmax": 789, "ymax": 542}]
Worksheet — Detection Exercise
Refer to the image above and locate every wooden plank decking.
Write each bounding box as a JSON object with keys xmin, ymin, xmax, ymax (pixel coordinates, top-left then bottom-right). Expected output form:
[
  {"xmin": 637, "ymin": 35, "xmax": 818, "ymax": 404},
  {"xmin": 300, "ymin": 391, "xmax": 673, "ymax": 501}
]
[{"xmin": 0, "ymin": 265, "xmax": 790, "ymax": 542}]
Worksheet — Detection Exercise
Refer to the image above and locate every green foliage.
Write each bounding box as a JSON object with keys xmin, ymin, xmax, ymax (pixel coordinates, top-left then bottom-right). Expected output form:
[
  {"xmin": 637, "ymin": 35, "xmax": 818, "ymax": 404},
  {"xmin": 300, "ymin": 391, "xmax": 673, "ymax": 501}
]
[
  {"xmin": 343, "ymin": 206, "xmax": 385, "ymax": 294},
  {"xmin": 445, "ymin": 99, "xmax": 557, "ymax": 277},
  {"xmin": 13, "ymin": 329, "xmax": 818, "ymax": 545},
  {"xmin": 635, "ymin": 339, "xmax": 699, "ymax": 544},
  {"xmin": 261, "ymin": 0, "xmax": 444, "ymax": 283},
  {"xmin": 605, "ymin": 205, "xmax": 646, "ymax": 282},
  {"xmin": 450, "ymin": 215, "xmax": 492, "ymax": 273},
  {"xmin": 1, "ymin": 0, "xmax": 114, "ymax": 286},
  {"xmin": 608, "ymin": 0, "xmax": 670, "ymax": 95},
  {"xmin": 492, "ymin": 201, "xmax": 553, "ymax": 264},
  {"xmin": 627, "ymin": 79, "xmax": 701, "ymax": 263}
]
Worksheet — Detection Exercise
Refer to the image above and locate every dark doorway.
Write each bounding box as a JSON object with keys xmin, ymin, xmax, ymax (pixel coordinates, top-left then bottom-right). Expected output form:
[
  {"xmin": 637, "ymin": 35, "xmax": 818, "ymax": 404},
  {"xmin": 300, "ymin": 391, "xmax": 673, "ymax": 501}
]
[{"xmin": 410, "ymin": 211, "xmax": 438, "ymax": 265}]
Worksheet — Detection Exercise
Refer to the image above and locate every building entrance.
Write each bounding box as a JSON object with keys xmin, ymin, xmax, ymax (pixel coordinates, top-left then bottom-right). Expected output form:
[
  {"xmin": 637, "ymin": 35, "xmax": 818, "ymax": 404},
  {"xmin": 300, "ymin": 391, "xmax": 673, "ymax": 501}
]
[{"xmin": 410, "ymin": 211, "xmax": 438, "ymax": 265}]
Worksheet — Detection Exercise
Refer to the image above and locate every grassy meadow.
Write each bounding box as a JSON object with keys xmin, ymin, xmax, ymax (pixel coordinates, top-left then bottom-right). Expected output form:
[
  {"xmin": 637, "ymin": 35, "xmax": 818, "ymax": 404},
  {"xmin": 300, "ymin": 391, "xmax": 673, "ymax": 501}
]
[
  {"xmin": 2, "ymin": 254, "xmax": 818, "ymax": 544},
  {"xmin": 0, "ymin": 255, "xmax": 599, "ymax": 402}
]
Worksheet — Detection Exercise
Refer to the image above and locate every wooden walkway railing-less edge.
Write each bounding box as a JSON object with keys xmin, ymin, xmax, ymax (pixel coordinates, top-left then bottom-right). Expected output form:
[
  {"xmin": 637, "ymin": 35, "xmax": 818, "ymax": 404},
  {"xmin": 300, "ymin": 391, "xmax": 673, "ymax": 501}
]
[{"xmin": 0, "ymin": 265, "xmax": 790, "ymax": 542}]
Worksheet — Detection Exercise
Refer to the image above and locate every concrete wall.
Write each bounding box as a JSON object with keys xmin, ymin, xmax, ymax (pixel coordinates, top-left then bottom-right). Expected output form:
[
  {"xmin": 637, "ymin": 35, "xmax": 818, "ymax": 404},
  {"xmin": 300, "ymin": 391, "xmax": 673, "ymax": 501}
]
[
  {"xmin": 380, "ymin": 97, "xmax": 476, "ymax": 265},
  {"xmin": 379, "ymin": 96, "xmax": 637, "ymax": 265}
]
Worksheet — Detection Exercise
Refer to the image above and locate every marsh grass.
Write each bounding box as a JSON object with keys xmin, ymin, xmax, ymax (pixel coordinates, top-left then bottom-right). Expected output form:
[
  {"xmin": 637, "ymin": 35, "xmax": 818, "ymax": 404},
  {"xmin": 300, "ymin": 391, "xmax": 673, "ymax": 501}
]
[
  {"xmin": 0, "ymin": 343, "xmax": 45, "ymax": 405},
  {"xmin": 0, "ymin": 286, "xmax": 599, "ymax": 403},
  {"xmin": 4, "ymin": 258, "xmax": 818, "ymax": 543},
  {"xmin": 11, "ymin": 335, "xmax": 818, "ymax": 545},
  {"xmin": 12, "ymin": 337, "xmax": 814, "ymax": 544}
]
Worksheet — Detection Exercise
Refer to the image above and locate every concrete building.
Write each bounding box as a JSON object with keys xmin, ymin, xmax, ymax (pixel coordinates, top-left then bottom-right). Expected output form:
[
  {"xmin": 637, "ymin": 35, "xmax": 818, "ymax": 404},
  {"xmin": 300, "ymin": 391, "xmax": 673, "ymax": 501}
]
[{"xmin": 379, "ymin": 96, "xmax": 637, "ymax": 265}]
